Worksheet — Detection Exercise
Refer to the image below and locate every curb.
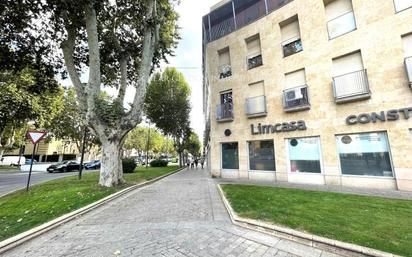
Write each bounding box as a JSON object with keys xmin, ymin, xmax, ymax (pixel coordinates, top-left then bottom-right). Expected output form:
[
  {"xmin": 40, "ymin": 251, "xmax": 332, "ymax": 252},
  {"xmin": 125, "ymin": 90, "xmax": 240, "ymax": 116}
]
[
  {"xmin": 0, "ymin": 167, "xmax": 186, "ymax": 255},
  {"xmin": 217, "ymin": 184, "xmax": 402, "ymax": 257}
]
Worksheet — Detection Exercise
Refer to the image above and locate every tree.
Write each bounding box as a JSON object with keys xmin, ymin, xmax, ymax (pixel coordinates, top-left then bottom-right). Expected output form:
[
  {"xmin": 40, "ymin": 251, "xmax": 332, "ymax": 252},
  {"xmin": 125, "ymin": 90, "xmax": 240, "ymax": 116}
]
[
  {"xmin": 144, "ymin": 68, "xmax": 191, "ymax": 166},
  {"xmin": 124, "ymin": 126, "xmax": 172, "ymax": 157},
  {"xmin": 185, "ymin": 132, "xmax": 201, "ymax": 158},
  {"xmin": 0, "ymin": 68, "xmax": 62, "ymax": 159},
  {"xmin": 45, "ymin": 87, "xmax": 100, "ymax": 155},
  {"xmin": 1, "ymin": 1, "xmax": 179, "ymax": 187}
]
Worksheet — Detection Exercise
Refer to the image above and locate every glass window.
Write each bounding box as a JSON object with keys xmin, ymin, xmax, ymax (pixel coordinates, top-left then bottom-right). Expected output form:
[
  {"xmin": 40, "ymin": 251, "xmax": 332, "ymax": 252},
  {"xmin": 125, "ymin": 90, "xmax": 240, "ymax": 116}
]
[
  {"xmin": 394, "ymin": 0, "xmax": 412, "ymax": 12},
  {"xmin": 409, "ymin": 129, "xmax": 412, "ymax": 142},
  {"xmin": 336, "ymin": 132, "xmax": 393, "ymax": 177},
  {"xmin": 287, "ymin": 137, "xmax": 322, "ymax": 173},
  {"xmin": 325, "ymin": 0, "xmax": 356, "ymax": 39},
  {"xmin": 248, "ymin": 140, "xmax": 275, "ymax": 171},
  {"xmin": 222, "ymin": 142, "xmax": 239, "ymax": 169}
]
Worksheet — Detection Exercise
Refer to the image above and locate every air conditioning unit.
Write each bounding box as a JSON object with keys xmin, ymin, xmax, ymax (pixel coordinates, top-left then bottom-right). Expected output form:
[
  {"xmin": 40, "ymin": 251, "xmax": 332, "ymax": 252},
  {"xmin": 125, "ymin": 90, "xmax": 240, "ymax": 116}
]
[{"xmin": 285, "ymin": 88, "xmax": 303, "ymax": 101}]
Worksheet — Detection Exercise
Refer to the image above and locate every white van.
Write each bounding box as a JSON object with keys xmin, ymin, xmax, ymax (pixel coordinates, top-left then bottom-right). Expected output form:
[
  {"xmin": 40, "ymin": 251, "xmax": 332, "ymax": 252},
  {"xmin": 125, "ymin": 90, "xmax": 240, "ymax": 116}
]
[{"xmin": 0, "ymin": 156, "xmax": 26, "ymax": 166}]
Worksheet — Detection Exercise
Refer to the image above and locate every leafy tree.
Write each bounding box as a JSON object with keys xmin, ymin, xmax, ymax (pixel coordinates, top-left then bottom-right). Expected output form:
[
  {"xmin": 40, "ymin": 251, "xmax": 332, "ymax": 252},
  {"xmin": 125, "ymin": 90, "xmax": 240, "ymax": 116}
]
[
  {"xmin": 0, "ymin": 68, "xmax": 62, "ymax": 159},
  {"xmin": 185, "ymin": 132, "xmax": 201, "ymax": 158},
  {"xmin": 124, "ymin": 126, "xmax": 170, "ymax": 157},
  {"xmin": 144, "ymin": 68, "xmax": 191, "ymax": 166},
  {"xmin": 1, "ymin": 0, "xmax": 179, "ymax": 187}
]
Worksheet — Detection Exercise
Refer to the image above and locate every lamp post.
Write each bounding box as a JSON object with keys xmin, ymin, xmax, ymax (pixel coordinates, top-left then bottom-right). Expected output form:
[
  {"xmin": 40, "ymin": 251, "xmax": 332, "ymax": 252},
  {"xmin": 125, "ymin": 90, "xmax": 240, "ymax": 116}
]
[{"xmin": 78, "ymin": 127, "xmax": 88, "ymax": 180}]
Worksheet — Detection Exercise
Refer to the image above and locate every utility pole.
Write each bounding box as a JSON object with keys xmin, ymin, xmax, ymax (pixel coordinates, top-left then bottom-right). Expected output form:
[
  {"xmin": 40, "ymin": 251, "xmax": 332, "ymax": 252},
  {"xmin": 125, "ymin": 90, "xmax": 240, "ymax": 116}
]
[
  {"xmin": 78, "ymin": 127, "xmax": 88, "ymax": 180},
  {"xmin": 146, "ymin": 121, "xmax": 151, "ymax": 169}
]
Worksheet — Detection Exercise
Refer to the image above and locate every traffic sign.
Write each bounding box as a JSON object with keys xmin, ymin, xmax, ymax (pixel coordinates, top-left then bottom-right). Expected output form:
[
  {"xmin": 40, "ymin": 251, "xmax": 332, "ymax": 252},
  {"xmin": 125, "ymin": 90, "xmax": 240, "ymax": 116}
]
[{"xmin": 27, "ymin": 131, "xmax": 47, "ymax": 144}]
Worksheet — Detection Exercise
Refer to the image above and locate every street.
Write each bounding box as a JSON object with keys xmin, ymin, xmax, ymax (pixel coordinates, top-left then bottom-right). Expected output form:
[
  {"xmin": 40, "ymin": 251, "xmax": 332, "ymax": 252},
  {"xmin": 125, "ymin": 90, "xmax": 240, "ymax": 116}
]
[
  {"xmin": 2, "ymin": 168, "xmax": 339, "ymax": 257},
  {"xmin": 0, "ymin": 170, "xmax": 89, "ymax": 197}
]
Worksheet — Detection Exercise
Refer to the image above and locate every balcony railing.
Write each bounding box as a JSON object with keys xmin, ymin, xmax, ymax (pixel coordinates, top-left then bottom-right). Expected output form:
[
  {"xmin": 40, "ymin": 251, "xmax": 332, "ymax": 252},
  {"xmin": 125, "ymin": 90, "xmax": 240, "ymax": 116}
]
[
  {"xmin": 333, "ymin": 69, "xmax": 371, "ymax": 103},
  {"xmin": 247, "ymin": 53, "xmax": 263, "ymax": 70},
  {"xmin": 210, "ymin": 17, "xmax": 236, "ymax": 42},
  {"xmin": 282, "ymin": 36, "xmax": 303, "ymax": 57},
  {"xmin": 405, "ymin": 56, "xmax": 412, "ymax": 87},
  {"xmin": 283, "ymin": 85, "xmax": 310, "ymax": 112},
  {"xmin": 235, "ymin": 0, "xmax": 266, "ymax": 28},
  {"xmin": 245, "ymin": 95, "xmax": 267, "ymax": 117},
  {"xmin": 219, "ymin": 64, "xmax": 232, "ymax": 79},
  {"xmin": 216, "ymin": 103, "xmax": 234, "ymax": 121},
  {"xmin": 327, "ymin": 11, "xmax": 356, "ymax": 39}
]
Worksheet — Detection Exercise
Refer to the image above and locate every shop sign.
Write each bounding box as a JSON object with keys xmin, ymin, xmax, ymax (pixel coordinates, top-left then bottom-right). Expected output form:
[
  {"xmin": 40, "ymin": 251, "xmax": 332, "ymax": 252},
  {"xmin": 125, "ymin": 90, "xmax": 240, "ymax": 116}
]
[
  {"xmin": 251, "ymin": 121, "xmax": 307, "ymax": 135},
  {"xmin": 346, "ymin": 107, "xmax": 412, "ymax": 125}
]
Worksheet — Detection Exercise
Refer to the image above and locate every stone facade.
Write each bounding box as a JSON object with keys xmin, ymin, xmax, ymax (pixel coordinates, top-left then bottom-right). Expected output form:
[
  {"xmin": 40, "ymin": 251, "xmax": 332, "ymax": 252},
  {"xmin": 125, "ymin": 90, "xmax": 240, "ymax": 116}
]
[{"xmin": 203, "ymin": 0, "xmax": 412, "ymax": 191}]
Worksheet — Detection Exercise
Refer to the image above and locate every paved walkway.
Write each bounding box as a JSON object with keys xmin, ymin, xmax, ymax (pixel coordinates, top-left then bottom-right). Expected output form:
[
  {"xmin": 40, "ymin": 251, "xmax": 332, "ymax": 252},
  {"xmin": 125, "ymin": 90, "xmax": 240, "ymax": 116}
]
[
  {"xmin": 217, "ymin": 178, "xmax": 412, "ymax": 200},
  {"xmin": 2, "ymin": 168, "xmax": 341, "ymax": 257}
]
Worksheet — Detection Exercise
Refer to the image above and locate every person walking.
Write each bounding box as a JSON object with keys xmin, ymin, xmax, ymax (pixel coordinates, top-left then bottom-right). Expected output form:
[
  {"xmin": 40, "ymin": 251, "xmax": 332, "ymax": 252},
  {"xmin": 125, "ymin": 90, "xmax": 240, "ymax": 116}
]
[
  {"xmin": 200, "ymin": 158, "xmax": 204, "ymax": 169},
  {"xmin": 186, "ymin": 158, "xmax": 190, "ymax": 168},
  {"xmin": 194, "ymin": 158, "xmax": 199, "ymax": 169}
]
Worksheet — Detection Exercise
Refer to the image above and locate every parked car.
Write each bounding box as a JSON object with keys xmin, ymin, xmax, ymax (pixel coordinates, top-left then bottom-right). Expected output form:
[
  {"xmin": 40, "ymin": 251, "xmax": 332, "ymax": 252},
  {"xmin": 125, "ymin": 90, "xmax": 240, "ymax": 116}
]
[
  {"xmin": 84, "ymin": 160, "xmax": 101, "ymax": 170},
  {"xmin": 0, "ymin": 156, "xmax": 26, "ymax": 166},
  {"xmin": 47, "ymin": 160, "xmax": 80, "ymax": 173}
]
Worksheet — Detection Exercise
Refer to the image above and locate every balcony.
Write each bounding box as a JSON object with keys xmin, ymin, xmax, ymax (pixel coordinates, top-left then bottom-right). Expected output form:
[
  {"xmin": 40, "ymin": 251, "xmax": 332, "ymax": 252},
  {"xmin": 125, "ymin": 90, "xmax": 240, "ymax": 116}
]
[
  {"xmin": 333, "ymin": 69, "xmax": 371, "ymax": 103},
  {"xmin": 219, "ymin": 64, "xmax": 232, "ymax": 79},
  {"xmin": 282, "ymin": 37, "xmax": 303, "ymax": 57},
  {"xmin": 245, "ymin": 95, "xmax": 267, "ymax": 118},
  {"xmin": 234, "ymin": 0, "xmax": 267, "ymax": 28},
  {"xmin": 216, "ymin": 103, "xmax": 234, "ymax": 122},
  {"xmin": 327, "ymin": 11, "xmax": 356, "ymax": 40},
  {"xmin": 247, "ymin": 53, "xmax": 263, "ymax": 70},
  {"xmin": 283, "ymin": 85, "xmax": 310, "ymax": 112},
  {"xmin": 405, "ymin": 56, "xmax": 412, "ymax": 88}
]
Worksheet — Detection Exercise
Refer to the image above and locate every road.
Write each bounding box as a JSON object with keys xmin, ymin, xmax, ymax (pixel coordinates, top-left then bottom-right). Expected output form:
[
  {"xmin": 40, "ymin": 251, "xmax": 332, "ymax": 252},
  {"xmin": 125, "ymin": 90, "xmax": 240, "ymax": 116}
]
[
  {"xmin": 2, "ymin": 168, "xmax": 340, "ymax": 257},
  {"xmin": 0, "ymin": 170, "xmax": 89, "ymax": 197}
]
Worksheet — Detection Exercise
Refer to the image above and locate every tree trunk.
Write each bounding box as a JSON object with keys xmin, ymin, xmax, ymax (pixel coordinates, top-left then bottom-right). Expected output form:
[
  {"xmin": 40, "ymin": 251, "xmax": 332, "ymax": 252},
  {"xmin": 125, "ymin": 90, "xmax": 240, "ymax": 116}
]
[
  {"xmin": 99, "ymin": 140, "xmax": 124, "ymax": 187},
  {"xmin": 0, "ymin": 149, "xmax": 4, "ymax": 163}
]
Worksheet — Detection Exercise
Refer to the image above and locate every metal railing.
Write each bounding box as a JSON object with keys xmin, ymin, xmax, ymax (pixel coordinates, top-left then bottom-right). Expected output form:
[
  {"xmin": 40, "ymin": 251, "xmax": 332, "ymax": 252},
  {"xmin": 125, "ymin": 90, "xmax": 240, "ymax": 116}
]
[
  {"xmin": 283, "ymin": 85, "xmax": 310, "ymax": 110},
  {"xmin": 245, "ymin": 95, "xmax": 266, "ymax": 116},
  {"xmin": 405, "ymin": 56, "xmax": 412, "ymax": 87},
  {"xmin": 216, "ymin": 103, "xmax": 234, "ymax": 121},
  {"xmin": 247, "ymin": 53, "xmax": 263, "ymax": 69},
  {"xmin": 333, "ymin": 69, "xmax": 370, "ymax": 100},
  {"xmin": 204, "ymin": 0, "xmax": 294, "ymax": 43},
  {"xmin": 235, "ymin": 0, "xmax": 266, "ymax": 28},
  {"xmin": 282, "ymin": 36, "xmax": 302, "ymax": 57},
  {"xmin": 218, "ymin": 64, "xmax": 232, "ymax": 79},
  {"xmin": 327, "ymin": 11, "xmax": 356, "ymax": 39},
  {"xmin": 210, "ymin": 17, "xmax": 236, "ymax": 41}
]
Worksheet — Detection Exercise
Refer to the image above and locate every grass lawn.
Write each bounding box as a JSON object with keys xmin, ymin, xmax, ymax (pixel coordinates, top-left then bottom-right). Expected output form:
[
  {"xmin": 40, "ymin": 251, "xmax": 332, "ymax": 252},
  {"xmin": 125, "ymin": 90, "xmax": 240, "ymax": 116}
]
[
  {"xmin": 0, "ymin": 166, "xmax": 19, "ymax": 172},
  {"xmin": 221, "ymin": 185, "xmax": 412, "ymax": 257},
  {"xmin": 0, "ymin": 165, "xmax": 181, "ymax": 241}
]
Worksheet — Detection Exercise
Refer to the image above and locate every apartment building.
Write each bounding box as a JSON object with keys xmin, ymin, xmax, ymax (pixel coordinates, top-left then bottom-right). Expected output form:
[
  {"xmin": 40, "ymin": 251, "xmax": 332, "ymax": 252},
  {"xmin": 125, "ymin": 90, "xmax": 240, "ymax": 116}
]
[{"xmin": 202, "ymin": 0, "xmax": 412, "ymax": 191}]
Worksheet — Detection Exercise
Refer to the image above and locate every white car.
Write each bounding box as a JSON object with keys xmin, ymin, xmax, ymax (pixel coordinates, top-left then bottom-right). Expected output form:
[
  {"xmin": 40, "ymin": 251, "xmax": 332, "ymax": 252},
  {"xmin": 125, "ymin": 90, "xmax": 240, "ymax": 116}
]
[{"xmin": 0, "ymin": 156, "xmax": 26, "ymax": 166}]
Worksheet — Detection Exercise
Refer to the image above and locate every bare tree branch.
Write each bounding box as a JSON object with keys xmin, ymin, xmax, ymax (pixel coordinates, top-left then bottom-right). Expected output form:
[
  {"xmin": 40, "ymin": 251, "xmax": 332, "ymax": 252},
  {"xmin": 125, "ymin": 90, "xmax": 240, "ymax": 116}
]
[{"xmin": 117, "ymin": 55, "xmax": 129, "ymax": 103}]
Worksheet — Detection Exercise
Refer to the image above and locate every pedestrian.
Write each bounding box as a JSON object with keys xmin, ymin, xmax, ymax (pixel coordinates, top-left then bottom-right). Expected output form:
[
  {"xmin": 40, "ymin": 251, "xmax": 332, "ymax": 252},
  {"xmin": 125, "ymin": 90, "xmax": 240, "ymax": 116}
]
[
  {"xmin": 194, "ymin": 158, "xmax": 199, "ymax": 169},
  {"xmin": 200, "ymin": 158, "xmax": 204, "ymax": 169},
  {"xmin": 190, "ymin": 161, "xmax": 194, "ymax": 169},
  {"xmin": 186, "ymin": 158, "xmax": 190, "ymax": 168}
]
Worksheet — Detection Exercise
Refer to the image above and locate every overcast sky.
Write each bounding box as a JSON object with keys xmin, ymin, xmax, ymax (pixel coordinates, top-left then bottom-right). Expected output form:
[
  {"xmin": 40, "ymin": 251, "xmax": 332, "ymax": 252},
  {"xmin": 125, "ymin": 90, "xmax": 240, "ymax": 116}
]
[{"xmin": 159, "ymin": 0, "xmax": 221, "ymax": 139}]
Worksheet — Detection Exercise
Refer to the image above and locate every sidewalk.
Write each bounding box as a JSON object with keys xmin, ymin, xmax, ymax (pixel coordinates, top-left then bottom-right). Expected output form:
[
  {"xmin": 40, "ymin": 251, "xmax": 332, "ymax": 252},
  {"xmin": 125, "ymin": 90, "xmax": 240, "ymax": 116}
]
[
  {"xmin": 2, "ymin": 168, "xmax": 343, "ymax": 257},
  {"xmin": 216, "ymin": 178, "xmax": 412, "ymax": 200}
]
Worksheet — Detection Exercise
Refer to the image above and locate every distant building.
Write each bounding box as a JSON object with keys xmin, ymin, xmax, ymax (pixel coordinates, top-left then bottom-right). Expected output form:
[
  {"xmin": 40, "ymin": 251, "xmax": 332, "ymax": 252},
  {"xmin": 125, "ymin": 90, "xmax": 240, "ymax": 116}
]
[{"xmin": 202, "ymin": 0, "xmax": 412, "ymax": 191}]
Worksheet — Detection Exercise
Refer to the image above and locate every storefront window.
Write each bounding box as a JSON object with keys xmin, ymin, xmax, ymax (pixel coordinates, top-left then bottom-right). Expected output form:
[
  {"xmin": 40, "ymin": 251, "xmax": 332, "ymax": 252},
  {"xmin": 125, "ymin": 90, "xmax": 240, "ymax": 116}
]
[
  {"xmin": 336, "ymin": 132, "xmax": 393, "ymax": 177},
  {"xmin": 248, "ymin": 140, "xmax": 275, "ymax": 171},
  {"xmin": 287, "ymin": 137, "xmax": 321, "ymax": 173},
  {"xmin": 222, "ymin": 142, "xmax": 239, "ymax": 169}
]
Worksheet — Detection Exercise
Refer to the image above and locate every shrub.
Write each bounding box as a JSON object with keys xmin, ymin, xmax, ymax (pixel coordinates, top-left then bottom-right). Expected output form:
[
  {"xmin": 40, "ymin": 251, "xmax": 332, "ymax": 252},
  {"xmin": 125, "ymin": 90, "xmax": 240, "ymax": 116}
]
[
  {"xmin": 122, "ymin": 158, "xmax": 137, "ymax": 173},
  {"xmin": 150, "ymin": 159, "xmax": 168, "ymax": 167}
]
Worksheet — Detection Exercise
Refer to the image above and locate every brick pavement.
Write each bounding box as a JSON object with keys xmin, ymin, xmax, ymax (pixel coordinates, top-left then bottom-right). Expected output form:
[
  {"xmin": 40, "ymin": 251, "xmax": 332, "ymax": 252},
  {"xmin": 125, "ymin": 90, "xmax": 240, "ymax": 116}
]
[{"xmin": 2, "ymin": 168, "xmax": 342, "ymax": 257}]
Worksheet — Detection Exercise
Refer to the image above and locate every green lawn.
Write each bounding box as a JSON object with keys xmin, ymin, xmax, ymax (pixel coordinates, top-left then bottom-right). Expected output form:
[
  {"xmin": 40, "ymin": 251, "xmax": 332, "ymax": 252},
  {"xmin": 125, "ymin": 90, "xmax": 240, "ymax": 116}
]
[
  {"xmin": 221, "ymin": 185, "xmax": 412, "ymax": 257},
  {"xmin": 0, "ymin": 165, "xmax": 181, "ymax": 241},
  {"xmin": 0, "ymin": 166, "xmax": 18, "ymax": 172}
]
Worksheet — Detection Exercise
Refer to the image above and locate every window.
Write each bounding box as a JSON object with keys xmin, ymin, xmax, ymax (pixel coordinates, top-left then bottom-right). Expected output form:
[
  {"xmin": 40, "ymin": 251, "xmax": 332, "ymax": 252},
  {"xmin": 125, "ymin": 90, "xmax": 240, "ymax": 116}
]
[
  {"xmin": 218, "ymin": 48, "xmax": 232, "ymax": 79},
  {"xmin": 217, "ymin": 91, "xmax": 234, "ymax": 121},
  {"xmin": 283, "ymin": 69, "xmax": 310, "ymax": 110},
  {"xmin": 410, "ymin": 129, "xmax": 412, "ymax": 143},
  {"xmin": 280, "ymin": 16, "xmax": 303, "ymax": 57},
  {"xmin": 246, "ymin": 34, "xmax": 263, "ymax": 69},
  {"xmin": 402, "ymin": 34, "xmax": 412, "ymax": 85},
  {"xmin": 287, "ymin": 137, "xmax": 322, "ymax": 173},
  {"xmin": 325, "ymin": 0, "xmax": 356, "ymax": 39},
  {"xmin": 248, "ymin": 140, "xmax": 275, "ymax": 171},
  {"xmin": 222, "ymin": 142, "xmax": 239, "ymax": 169},
  {"xmin": 332, "ymin": 51, "xmax": 370, "ymax": 100},
  {"xmin": 336, "ymin": 132, "xmax": 393, "ymax": 177},
  {"xmin": 246, "ymin": 81, "xmax": 266, "ymax": 116},
  {"xmin": 394, "ymin": 0, "xmax": 412, "ymax": 12}
]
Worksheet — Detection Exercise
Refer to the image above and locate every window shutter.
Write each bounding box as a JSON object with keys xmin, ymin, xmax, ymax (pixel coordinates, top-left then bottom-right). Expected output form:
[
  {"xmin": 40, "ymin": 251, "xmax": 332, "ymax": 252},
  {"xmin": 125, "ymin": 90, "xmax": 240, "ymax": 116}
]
[
  {"xmin": 218, "ymin": 49, "xmax": 231, "ymax": 66},
  {"xmin": 332, "ymin": 52, "xmax": 363, "ymax": 77},
  {"xmin": 247, "ymin": 36, "xmax": 261, "ymax": 57},
  {"xmin": 402, "ymin": 33, "xmax": 412, "ymax": 57},
  {"xmin": 281, "ymin": 20, "xmax": 300, "ymax": 44},
  {"xmin": 325, "ymin": 0, "xmax": 353, "ymax": 21},
  {"xmin": 285, "ymin": 69, "xmax": 306, "ymax": 88},
  {"xmin": 248, "ymin": 81, "xmax": 265, "ymax": 97}
]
